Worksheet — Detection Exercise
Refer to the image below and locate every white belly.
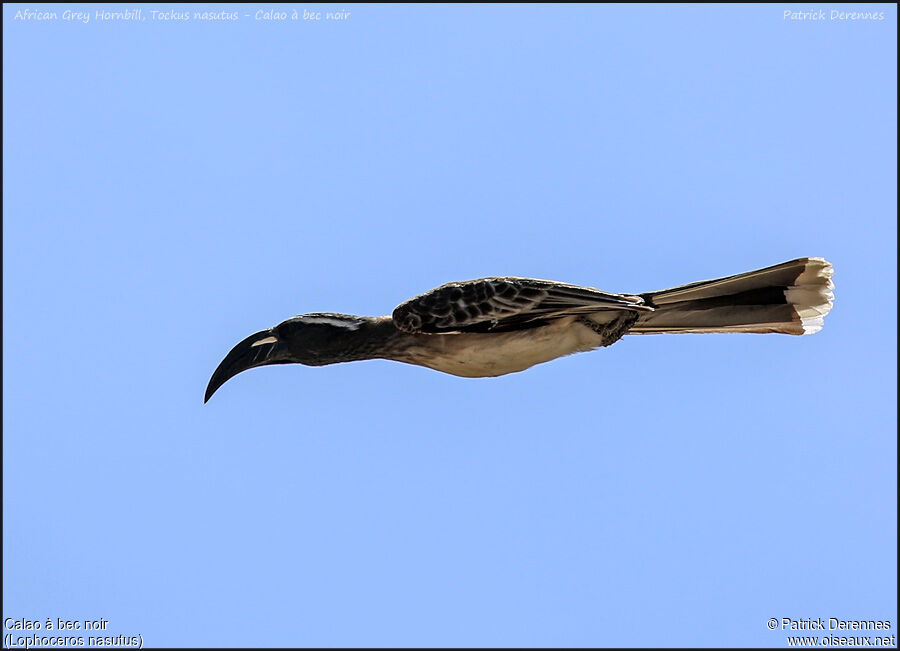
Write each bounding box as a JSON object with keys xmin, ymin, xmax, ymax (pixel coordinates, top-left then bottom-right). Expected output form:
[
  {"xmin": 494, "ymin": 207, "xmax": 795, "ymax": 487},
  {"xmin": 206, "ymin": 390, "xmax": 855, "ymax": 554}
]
[{"xmin": 396, "ymin": 317, "xmax": 604, "ymax": 378}]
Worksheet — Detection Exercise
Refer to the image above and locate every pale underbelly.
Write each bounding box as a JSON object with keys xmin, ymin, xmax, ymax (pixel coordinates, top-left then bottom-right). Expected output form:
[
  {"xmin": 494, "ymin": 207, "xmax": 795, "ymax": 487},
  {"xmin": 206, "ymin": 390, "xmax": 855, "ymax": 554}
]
[{"xmin": 396, "ymin": 318, "xmax": 602, "ymax": 378}]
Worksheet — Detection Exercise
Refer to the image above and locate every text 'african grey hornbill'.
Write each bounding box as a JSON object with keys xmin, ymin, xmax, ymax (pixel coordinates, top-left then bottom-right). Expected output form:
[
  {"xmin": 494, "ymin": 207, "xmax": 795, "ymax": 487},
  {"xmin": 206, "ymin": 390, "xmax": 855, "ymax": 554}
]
[{"xmin": 204, "ymin": 257, "xmax": 834, "ymax": 402}]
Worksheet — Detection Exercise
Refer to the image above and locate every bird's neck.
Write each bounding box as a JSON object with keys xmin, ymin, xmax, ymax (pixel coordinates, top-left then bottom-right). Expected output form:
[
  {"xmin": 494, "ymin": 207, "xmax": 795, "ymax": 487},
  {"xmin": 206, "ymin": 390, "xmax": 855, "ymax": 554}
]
[{"xmin": 328, "ymin": 316, "xmax": 416, "ymax": 363}]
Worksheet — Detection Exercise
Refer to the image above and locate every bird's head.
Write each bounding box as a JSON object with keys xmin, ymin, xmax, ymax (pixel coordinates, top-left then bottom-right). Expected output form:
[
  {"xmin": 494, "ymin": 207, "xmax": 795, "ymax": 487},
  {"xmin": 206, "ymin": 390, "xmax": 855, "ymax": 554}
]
[{"xmin": 204, "ymin": 313, "xmax": 370, "ymax": 402}]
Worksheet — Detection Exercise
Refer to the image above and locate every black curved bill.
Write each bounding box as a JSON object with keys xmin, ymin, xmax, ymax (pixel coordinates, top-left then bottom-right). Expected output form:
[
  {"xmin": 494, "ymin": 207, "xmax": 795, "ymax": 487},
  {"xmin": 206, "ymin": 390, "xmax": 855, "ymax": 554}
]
[{"xmin": 205, "ymin": 329, "xmax": 292, "ymax": 403}]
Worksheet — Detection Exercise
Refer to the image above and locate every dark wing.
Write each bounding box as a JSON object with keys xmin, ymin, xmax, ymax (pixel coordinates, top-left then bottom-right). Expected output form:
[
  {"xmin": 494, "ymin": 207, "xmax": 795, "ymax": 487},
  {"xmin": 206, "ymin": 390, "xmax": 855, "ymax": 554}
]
[{"xmin": 392, "ymin": 277, "xmax": 651, "ymax": 334}]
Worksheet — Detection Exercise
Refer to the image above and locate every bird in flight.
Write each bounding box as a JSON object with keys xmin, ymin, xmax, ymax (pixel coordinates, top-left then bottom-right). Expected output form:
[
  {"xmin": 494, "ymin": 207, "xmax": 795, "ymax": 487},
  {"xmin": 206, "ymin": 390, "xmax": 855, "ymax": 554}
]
[{"xmin": 205, "ymin": 257, "xmax": 834, "ymax": 402}]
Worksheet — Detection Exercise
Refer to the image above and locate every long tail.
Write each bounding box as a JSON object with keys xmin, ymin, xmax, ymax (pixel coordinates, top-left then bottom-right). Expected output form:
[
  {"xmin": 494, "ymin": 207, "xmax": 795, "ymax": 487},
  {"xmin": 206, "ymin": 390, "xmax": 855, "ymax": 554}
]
[{"xmin": 629, "ymin": 258, "xmax": 834, "ymax": 335}]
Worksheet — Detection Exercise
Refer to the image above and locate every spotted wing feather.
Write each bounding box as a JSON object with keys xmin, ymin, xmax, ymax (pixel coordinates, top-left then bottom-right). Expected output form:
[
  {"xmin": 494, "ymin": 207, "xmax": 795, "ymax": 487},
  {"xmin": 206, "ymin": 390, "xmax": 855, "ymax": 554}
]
[{"xmin": 392, "ymin": 277, "xmax": 649, "ymax": 334}]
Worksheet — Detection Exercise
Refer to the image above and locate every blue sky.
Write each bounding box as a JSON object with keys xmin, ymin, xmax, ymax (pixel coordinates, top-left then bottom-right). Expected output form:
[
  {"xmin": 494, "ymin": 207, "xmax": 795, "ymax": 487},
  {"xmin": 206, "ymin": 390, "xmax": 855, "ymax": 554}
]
[{"xmin": 3, "ymin": 4, "xmax": 896, "ymax": 647}]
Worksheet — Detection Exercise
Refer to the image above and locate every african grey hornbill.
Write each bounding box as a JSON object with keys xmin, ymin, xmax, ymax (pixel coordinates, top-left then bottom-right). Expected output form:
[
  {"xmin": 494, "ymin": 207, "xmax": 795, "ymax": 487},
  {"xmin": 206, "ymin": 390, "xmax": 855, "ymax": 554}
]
[{"xmin": 205, "ymin": 257, "xmax": 834, "ymax": 402}]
